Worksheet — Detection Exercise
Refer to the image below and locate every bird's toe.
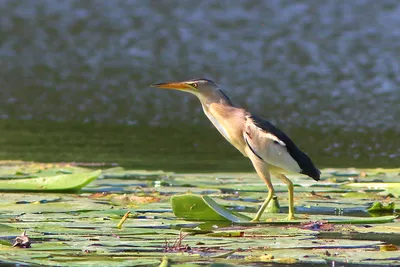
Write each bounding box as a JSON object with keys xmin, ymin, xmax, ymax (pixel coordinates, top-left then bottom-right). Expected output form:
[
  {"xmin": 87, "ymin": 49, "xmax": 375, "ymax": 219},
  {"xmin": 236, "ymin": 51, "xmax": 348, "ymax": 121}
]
[{"xmin": 285, "ymin": 214, "xmax": 301, "ymax": 221}]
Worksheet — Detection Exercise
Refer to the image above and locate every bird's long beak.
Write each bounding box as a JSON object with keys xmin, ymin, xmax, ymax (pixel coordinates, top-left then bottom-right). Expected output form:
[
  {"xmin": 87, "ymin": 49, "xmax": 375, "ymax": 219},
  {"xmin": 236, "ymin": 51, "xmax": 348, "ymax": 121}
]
[{"xmin": 151, "ymin": 81, "xmax": 192, "ymax": 91}]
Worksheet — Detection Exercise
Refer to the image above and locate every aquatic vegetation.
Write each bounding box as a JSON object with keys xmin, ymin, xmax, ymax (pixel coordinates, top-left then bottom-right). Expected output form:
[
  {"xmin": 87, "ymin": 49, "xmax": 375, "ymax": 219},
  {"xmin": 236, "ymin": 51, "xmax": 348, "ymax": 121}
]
[{"xmin": 0, "ymin": 162, "xmax": 398, "ymax": 266}]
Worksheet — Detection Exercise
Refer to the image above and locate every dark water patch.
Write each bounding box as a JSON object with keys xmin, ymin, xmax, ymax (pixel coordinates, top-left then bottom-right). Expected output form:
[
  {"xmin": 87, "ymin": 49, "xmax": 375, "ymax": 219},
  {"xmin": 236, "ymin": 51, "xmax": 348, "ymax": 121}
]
[{"xmin": 0, "ymin": 118, "xmax": 398, "ymax": 171}]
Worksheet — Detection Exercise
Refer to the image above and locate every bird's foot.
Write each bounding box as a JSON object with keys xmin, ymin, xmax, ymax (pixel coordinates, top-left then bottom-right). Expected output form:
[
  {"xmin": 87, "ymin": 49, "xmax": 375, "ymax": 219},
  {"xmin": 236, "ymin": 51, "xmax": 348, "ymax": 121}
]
[
  {"xmin": 285, "ymin": 213, "xmax": 301, "ymax": 221},
  {"xmin": 250, "ymin": 217, "xmax": 260, "ymax": 223}
]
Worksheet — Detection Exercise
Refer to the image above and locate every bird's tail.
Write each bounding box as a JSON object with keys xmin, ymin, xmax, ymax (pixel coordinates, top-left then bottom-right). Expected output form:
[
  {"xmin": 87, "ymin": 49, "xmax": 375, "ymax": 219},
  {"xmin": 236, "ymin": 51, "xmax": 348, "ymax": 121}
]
[{"xmin": 299, "ymin": 151, "xmax": 321, "ymax": 181}]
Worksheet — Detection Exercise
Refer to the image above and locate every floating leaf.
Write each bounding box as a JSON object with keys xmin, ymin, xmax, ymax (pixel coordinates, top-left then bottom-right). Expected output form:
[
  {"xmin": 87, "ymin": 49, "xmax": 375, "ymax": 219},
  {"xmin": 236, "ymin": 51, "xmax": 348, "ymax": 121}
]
[
  {"xmin": 245, "ymin": 254, "xmax": 274, "ymax": 261},
  {"xmin": 206, "ymin": 231, "xmax": 244, "ymax": 237},
  {"xmin": 179, "ymin": 228, "xmax": 213, "ymax": 234},
  {"xmin": 171, "ymin": 194, "xmax": 250, "ymax": 222},
  {"xmin": 379, "ymin": 244, "xmax": 398, "ymax": 251},
  {"xmin": 367, "ymin": 202, "xmax": 395, "ymax": 214},
  {"xmin": 273, "ymin": 258, "xmax": 299, "ymax": 264},
  {"xmin": 235, "ymin": 215, "xmax": 397, "ymax": 226},
  {"xmin": 0, "ymin": 163, "xmax": 397, "ymax": 266},
  {"xmin": 201, "ymin": 196, "xmax": 251, "ymax": 222},
  {"xmin": 343, "ymin": 182, "xmax": 400, "ymax": 189},
  {"xmin": 210, "ymin": 248, "xmax": 239, "ymax": 258},
  {"xmin": 171, "ymin": 194, "xmax": 228, "ymax": 221},
  {"xmin": 323, "ymin": 215, "xmax": 398, "ymax": 224},
  {"xmin": 0, "ymin": 170, "xmax": 101, "ymax": 192}
]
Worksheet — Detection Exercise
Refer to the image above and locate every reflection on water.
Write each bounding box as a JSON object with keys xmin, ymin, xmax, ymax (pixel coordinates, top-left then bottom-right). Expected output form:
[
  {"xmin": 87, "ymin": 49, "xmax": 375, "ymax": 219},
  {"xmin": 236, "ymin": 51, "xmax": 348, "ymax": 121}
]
[
  {"xmin": 0, "ymin": 120, "xmax": 397, "ymax": 171},
  {"xmin": 0, "ymin": 0, "xmax": 398, "ymax": 168}
]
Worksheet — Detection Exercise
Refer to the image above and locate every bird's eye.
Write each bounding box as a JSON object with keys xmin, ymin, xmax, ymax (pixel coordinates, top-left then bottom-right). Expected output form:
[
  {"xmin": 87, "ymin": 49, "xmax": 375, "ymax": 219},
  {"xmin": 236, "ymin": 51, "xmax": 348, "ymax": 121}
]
[{"xmin": 191, "ymin": 83, "xmax": 198, "ymax": 88}]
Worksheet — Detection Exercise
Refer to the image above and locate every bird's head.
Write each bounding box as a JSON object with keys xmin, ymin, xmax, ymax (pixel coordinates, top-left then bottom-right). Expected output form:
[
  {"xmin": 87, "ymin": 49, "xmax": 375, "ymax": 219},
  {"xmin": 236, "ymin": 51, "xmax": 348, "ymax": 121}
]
[
  {"xmin": 151, "ymin": 78, "xmax": 232, "ymax": 105},
  {"xmin": 151, "ymin": 78, "xmax": 217, "ymax": 95}
]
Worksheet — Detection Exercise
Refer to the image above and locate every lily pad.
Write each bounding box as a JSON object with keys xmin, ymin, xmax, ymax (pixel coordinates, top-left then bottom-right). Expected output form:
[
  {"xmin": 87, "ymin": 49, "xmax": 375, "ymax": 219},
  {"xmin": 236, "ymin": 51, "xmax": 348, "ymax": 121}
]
[
  {"xmin": 171, "ymin": 194, "xmax": 250, "ymax": 222},
  {"xmin": 0, "ymin": 164, "xmax": 398, "ymax": 266},
  {"xmin": 367, "ymin": 202, "xmax": 395, "ymax": 213},
  {"xmin": 0, "ymin": 170, "xmax": 101, "ymax": 192}
]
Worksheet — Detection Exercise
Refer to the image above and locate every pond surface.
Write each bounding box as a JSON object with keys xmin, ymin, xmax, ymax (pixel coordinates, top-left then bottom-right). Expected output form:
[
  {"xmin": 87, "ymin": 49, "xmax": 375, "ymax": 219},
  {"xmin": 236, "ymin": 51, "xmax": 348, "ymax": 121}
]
[
  {"xmin": 0, "ymin": 119, "xmax": 397, "ymax": 171},
  {"xmin": 0, "ymin": 0, "xmax": 398, "ymax": 169},
  {"xmin": 0, "ymin": 162, "xmax": 398, "ymax": 266}
]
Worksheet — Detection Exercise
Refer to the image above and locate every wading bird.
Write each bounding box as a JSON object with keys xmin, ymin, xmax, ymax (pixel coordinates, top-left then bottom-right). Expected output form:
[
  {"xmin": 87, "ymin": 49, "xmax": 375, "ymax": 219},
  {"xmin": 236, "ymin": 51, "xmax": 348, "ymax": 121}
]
[{"xmin": 151, "ymin": 79, "xmax": 320, "ymax": 221}]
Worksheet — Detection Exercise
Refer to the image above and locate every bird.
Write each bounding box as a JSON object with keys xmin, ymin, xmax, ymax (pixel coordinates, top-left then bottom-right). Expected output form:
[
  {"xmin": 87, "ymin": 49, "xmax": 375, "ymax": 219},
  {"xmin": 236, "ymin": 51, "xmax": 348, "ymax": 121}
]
[{"xmin": 151, "ymin": 78, "xmax": 320, "ymax": 221}]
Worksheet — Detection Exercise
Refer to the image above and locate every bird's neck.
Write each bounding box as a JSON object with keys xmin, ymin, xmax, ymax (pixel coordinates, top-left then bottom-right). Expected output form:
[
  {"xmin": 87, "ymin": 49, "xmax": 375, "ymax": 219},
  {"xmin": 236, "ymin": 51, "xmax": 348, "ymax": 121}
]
[
  {"xmin": 196, "ymin": 88, "xmax": 234, "ymax": 107},
  {"xmin": 197, "ymin": 88, "xmax": 236, "ymax": 124}
]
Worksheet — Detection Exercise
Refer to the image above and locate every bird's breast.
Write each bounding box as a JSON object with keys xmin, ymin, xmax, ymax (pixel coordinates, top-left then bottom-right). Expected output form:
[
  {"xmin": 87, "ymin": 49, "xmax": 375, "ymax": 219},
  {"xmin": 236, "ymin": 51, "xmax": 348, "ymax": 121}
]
[
  {"xmin": 205, "ymin": 111, "xmax": 232, "ymax": 142},
  {"xmin": 203, "ymin": 104, "xmax": 247, "ymax": 156}
]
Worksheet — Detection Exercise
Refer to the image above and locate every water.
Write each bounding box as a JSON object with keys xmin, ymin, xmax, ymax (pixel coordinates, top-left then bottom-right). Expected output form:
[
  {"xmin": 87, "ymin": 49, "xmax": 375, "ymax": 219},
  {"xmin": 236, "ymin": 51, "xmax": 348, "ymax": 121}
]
[{"xmin": 0, "ymin": 0, "xmax": 398, "ymax": 169}]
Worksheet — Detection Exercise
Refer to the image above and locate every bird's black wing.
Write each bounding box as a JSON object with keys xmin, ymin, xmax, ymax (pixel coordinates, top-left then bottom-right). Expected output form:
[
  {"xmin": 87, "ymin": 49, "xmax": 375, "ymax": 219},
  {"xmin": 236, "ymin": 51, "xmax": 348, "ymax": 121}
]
[{"xmin": 250, "ymin": 115, "xmax": 320, "ymax": 181}]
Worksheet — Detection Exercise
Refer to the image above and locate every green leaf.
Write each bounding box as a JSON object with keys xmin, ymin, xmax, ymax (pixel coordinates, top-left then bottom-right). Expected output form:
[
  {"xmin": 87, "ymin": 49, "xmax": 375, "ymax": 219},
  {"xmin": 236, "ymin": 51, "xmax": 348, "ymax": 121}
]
[
  {"xmin": 171, "ymin": 194, "xmax": 228, "ymax": 221},
  {"xmin": 236, "ymin": 215, "xmax": 398, "ymax": 225},
  {"xmin": 206, "ymin": 231, "xmax": 244, "ymax": 237},
  {"xmin": 0, "ymin": 170, "xmax": 101, "ymax": 192},
  {"xmin": 343, "ymin": 182, "xmax": 400, "ymax": 189},
  {"xmin": 367, "ymin": 202, "xmax": 395, "ymax": 213},
  {"xmin": 202, "ymin": 196, "xmax": 251, "ymax": 222},
  {"xmin": 209, "ymin": 248, "xmax": 239, "ymax": 258},
  {"xmin": 324, "ymin": 215, "xmax": 397, "ymax": 224},
  {"xmin": 0, "ymin": 164, "xmax": 398, "ymax": 266},
  {"xmin": 171, "ymin": 194, "xmax": 250, "ymax": 222}
]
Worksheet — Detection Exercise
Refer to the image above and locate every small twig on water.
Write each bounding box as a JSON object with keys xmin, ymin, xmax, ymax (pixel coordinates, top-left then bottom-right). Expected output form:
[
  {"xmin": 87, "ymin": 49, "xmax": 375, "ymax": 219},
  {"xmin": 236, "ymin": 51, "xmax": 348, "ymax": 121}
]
[
  {"xmin": 164, "ymin": 231, "xmax": 191, "ymax": 252},
  {"xmin": 117, "ymin": 211, "xmax": 131, "ymax": 229}
]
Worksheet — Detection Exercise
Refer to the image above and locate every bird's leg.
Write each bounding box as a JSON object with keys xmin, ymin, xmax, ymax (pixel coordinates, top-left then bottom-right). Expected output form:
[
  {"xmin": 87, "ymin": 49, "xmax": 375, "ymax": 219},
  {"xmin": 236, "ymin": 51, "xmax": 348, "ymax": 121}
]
[
  {"xmin": 277, "ymin": 174, "xmax": 299, "ymax": 220},
  {"xmin": 248, "ymin": 156, "xmax": 274, "ymax": 222},
  {"xmin": 251, "ymin": 184, "xmax": 274, "ymax": 222}
]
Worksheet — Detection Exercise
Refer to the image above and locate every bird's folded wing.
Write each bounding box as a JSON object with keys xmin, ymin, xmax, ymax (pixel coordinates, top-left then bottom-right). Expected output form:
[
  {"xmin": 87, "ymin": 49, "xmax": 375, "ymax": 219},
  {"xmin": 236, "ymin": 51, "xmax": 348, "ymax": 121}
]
[{"xmin": 244, "ymin": 119, "xmax": 301, "ymax": 173}]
